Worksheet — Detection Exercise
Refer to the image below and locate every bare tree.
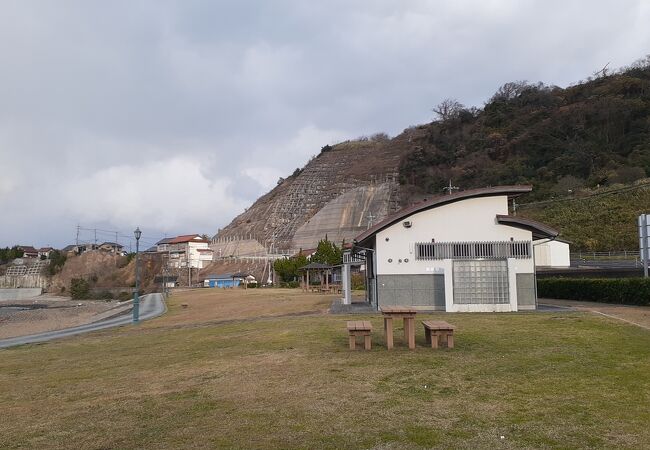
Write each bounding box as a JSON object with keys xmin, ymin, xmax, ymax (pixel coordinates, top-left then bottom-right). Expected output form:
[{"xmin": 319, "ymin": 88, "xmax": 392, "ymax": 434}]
[{"xmin": 432, "ymin": 98, "xmax": 464, "ymax": 121}]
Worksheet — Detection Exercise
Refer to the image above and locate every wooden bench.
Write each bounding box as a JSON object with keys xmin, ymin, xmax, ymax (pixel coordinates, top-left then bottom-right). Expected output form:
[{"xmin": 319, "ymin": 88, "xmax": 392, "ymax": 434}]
[
  {"xmin": 422, "ymin": 320, "xmax": 456, "ymax": 349},
  {"xmin": 347, "ymin": 321, "xmax": 372, "ymax": 350}
]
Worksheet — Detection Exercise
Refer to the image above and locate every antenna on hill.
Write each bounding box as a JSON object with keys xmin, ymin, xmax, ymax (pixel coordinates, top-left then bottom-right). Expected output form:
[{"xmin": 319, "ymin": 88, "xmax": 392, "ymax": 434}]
[
  {"xmin": 443, "ymin": 180, "xmax": 459, "ymax": 195},
  {"xmin": 367, "ymin": 212, "xmax": 375, "ymax": 229}
]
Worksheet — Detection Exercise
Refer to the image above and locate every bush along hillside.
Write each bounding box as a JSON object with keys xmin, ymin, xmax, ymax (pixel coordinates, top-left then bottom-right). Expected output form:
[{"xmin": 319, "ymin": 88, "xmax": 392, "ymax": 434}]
[{"xmin": 398, "ymin": 56, "xmax": 650, "ymax": 202}]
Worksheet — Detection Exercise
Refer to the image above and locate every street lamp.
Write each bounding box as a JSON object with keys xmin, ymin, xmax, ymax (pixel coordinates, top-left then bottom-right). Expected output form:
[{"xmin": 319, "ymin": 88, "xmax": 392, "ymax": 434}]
[{"xmin": 133, "ymin": 227, "xmax": 142, "ymax": 323}]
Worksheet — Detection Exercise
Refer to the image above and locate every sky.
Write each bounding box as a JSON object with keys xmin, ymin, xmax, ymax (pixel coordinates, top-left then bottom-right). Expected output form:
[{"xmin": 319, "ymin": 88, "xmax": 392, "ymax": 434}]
[{"xmin": 1, "ymin": 0, "xmax": 649, "ymax": 250}]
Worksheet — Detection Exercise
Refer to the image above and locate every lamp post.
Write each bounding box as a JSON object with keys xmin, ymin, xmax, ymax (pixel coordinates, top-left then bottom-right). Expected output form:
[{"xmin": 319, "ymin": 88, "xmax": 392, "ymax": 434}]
[{"xmin": 133, "ymin": 227, "xmax": 142, "ymax": 323}]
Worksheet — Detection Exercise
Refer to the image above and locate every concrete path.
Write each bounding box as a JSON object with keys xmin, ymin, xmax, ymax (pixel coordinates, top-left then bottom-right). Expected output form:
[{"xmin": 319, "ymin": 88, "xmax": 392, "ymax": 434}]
[
  {"xmin": 0, "ymin": 293, "xmax": 166, "ymax": 349},
  {"xmin": 540, "ymin": 298, "xmax": 650, "ymax": 330}
]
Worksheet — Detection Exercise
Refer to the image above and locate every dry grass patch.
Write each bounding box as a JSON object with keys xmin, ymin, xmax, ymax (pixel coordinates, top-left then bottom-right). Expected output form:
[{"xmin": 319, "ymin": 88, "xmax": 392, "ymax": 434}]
[
  {"xmin": 148, "ymin": 288, "xmax": 332, "ymax": 328},
  {"xmin": 1, "ymin": 290, "xmax": 650, "ymax": 449}
]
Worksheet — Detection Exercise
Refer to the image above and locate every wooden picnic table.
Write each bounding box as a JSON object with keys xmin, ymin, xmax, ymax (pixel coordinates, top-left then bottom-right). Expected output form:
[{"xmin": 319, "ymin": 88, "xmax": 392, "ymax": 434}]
[{"xmin": 380, "ymin": 306, "xmax": 417, "ymax": 350}]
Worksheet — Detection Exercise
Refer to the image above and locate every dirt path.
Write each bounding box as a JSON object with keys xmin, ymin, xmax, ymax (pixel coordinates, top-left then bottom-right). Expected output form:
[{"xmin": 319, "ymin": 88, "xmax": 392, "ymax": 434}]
[{"xmin": 540, "ymin": 298, "xmax": 650, "ymax": 330}]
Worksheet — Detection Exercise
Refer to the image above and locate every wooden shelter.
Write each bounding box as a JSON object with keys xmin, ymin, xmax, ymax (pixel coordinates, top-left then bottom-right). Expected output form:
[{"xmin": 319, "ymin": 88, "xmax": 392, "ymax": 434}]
[{"xmin": 299, "ymin": 262, "xmax": 333, "ymax": 292}]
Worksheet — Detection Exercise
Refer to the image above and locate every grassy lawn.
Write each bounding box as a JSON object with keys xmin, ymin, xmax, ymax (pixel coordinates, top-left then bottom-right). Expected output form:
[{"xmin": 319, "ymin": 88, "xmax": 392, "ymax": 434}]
[{"xmin": 1, "ymin": 289, "xmax": 650, "ymax": 449}]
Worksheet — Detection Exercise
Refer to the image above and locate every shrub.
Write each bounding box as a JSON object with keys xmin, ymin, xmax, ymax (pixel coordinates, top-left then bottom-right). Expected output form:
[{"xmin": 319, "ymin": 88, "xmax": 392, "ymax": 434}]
[
  {"xmin": 351, "ymin": 273, "xmax": 366, "ymax": 290},
  {"xmin": 92, "ymin": 290, "xmax": 114, "ymax": 300},
  {"xmin": 537, "ymin": 277, "xmax": 650, "ymax": 306},
  {"xmin": 70, "ymin": 278, "xmax": 90, "ymax": 300},
  {"xmin": 280, "ymin": 281, "xmax": 300, "ymax": 289},
  {"xmin": 117, "ymin": 291, "xmax": 131, "ymax": 302},
  {"xmin": 46, "ymin": 250, "xmax": 67, "ymax": 276}
]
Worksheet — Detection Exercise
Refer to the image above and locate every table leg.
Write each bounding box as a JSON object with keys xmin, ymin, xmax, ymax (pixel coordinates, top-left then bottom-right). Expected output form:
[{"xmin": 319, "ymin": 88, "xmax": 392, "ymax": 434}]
[
  {"xmin": 447, "ymin": 332, "xmax": 454, "ymax": 349},
  {"xmin": 403, "ymin": 318, "xmax": 409, "ymax": 343},
  {"xmin": 407, "ymin": 318, "xmax": 415, "ymax": 349},
  {"xmin": 364, "ymin": 333, "xmax": 371, "ymax": 350},
  {"xmin": 385, "ymin": 317, "xmax": 393, "ymax": 350},
  {"xmin": 349, "ymin": 334, "xmax": 356, "ymax": 350}
]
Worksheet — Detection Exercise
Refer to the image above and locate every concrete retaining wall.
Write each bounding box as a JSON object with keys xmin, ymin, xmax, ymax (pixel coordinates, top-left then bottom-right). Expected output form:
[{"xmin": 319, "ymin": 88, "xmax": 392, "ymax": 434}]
[
  {"xmin": 0, "ymin": 288, "xmax": 43, "ymax": 301},
  {"xmin": 0, "ymin": 275, "xmax": 48, "ymax": 289}
]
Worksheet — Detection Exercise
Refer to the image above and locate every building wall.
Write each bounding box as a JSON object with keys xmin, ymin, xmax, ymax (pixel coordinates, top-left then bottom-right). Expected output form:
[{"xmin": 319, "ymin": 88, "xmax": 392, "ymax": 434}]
[
  {"xmin": 516, "ymin": 273, "xmax": 536, "ymax": 310},
  {"xmin": 534, "ymin": 240, "xmax": 570, "ymax": 268},
  {"xmin": 372, "ymin": 196, "xmax": 535, "ymax": 312},
  {"xmin": 377, "ymin": 274, "xmax": 445, "ymax": 309}
]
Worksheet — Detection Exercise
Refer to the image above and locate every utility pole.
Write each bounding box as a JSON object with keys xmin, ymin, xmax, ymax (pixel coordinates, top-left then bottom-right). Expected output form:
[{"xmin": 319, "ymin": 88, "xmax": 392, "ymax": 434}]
[{"xmin": 443, "ymin": 180, "xmax": 459, "ymax": 195}]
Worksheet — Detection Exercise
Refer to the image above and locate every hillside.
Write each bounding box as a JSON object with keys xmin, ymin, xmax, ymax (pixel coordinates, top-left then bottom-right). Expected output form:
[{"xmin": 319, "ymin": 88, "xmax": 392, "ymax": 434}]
[
  {"xmin": 398, "ymin": 57, "xmax": 650, "ymax": 201},
  {"xmin": 213, "ymin": 57, "xmax": 650, "ymax": 253}
]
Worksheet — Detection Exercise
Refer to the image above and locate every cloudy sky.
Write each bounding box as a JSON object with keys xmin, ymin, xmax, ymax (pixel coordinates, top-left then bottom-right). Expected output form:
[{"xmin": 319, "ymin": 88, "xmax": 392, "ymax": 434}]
[{"xmin": 1, "ymin": 1, "xmax": 649, "ymax": 249}]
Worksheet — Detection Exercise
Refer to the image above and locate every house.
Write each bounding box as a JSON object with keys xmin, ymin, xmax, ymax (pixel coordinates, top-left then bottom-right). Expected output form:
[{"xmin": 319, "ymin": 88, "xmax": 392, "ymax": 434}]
[
  {"xmin": 155, "ymin": 237, "xmax": 174, "ymax": 253},
  {"xmin": 534, "ymin": 239, "xmax": 571, "ymax": 268},
  {"xmin": 38, "ymin": 247, "xmax": 54, "ymax": 259},
  {"xmin": 349, "ymin": 185, "xmax": 558, "ymax": 312},
  {"xmin": 61, "ymin": 244, "xmax": 97, "ymax": 255},
  {"xmin": 165, "ymin": 234, "xmax": 212, "ymax": 269},
  {"xmin": 18, "ymin": 246, "xmax": 39, "ymax": 258},
  {"xmin": 203, "ymin": 273, "xmax": 243, "ymax": 288},
  {"xmin": 99, "ymin": 242, "xmax": 124, "ymax": 253},
  {"xmin": 153, "ymin": 275, "xmax": 179, "ymax": 288}
]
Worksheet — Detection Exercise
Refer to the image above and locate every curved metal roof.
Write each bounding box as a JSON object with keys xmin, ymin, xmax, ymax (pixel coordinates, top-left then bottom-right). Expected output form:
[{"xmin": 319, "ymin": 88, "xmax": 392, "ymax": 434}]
[{"xmin": 354, "ymin": 185, "xmax": 534, "ymax": 245}]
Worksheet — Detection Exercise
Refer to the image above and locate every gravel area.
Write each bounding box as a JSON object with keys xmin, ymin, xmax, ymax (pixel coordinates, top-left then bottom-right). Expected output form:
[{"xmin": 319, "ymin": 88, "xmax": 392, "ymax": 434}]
[{"xmin": 0, "ymin": 296, "xmax": 122, "ymax": 339}]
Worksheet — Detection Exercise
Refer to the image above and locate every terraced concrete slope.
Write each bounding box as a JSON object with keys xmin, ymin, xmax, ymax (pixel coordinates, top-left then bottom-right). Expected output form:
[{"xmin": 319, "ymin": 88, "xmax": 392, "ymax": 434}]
[{"xmin": 212, "ymin": 130, "xmax": 423, "ymax": 254}]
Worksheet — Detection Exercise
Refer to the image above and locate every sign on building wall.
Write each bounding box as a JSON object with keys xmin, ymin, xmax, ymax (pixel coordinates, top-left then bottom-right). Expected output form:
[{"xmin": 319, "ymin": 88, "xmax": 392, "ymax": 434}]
[{"xmin": 638, "ymin": 214, "xmax": 650, "ymax": 277}]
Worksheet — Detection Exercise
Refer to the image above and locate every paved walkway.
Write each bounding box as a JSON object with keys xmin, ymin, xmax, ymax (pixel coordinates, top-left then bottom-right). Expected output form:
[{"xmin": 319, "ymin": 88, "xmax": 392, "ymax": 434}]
[
  {"xmin": 540, "ymin": 298, "xmax": 650, "ymax": 330},
  {"xmin": 0, "ymin": 293, "xmax": 166, "ymax": 349}
]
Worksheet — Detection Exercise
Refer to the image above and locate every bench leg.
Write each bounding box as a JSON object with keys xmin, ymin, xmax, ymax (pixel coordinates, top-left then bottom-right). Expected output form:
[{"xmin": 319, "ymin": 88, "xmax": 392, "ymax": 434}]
[
  {"xmin": 431, "ymin": 331, "xmax": 439, "ymax": 349},
  {"xmin": 385, "ymin": 318, "xmax": 393, "ymax": 350},
  {"xmin": 349, "ymin": 334, "xmax": 356, "ymax": 350},
  {"xmin": 364, "ymin": 333, "xmax": 371, "ymax": 350},
  {"xmin": 424, "ymin": 326, "xmax": 431, "ymax": 344}
]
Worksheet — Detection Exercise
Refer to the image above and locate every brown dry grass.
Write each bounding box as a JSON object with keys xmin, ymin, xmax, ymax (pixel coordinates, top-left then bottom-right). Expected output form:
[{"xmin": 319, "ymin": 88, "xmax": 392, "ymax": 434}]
[
  {"xmin": 1, "ymin": 289, "xmax": 650, "ymax": 449},
  {"xmin": 148, "ymin": 288, "xmax": 332, "ymax": 328}
]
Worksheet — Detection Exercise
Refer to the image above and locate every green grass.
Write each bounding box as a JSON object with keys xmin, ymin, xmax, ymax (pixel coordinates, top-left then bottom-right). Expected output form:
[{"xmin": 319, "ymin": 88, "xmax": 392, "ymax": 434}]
[{"xmin": 1, "ymin": 294, "xmax": 650, "ymax": 449}]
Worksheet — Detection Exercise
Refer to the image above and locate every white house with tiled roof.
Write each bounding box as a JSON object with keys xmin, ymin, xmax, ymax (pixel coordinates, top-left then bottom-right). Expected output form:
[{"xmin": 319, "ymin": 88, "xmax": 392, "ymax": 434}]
[
  {"xmin": 164, "ymin": 234, "xmax": 212, "ymax": 269},
  {"xmin": 349, "ymin": 186, "xmax": 559, "ymax": 312}
]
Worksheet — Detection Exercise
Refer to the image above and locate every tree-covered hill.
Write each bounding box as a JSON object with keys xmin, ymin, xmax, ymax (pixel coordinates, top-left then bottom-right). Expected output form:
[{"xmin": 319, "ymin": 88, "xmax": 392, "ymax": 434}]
[{"xmin": 398, "ymin": 56, "xmax": 650, "ymax": 203}]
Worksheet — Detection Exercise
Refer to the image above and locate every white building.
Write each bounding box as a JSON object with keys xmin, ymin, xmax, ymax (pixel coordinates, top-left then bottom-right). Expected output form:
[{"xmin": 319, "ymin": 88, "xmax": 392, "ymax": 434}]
[
  {"xmin": 350, "ymin": 186, "xmax": 558, "ymax": 312},
  {"xmin": 164, "ymin": 234, "xmax": 213, "ymax": 269},
  {"xmin": 534, "ymin": 239, "xmax": 570, "ymax": 268}
]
